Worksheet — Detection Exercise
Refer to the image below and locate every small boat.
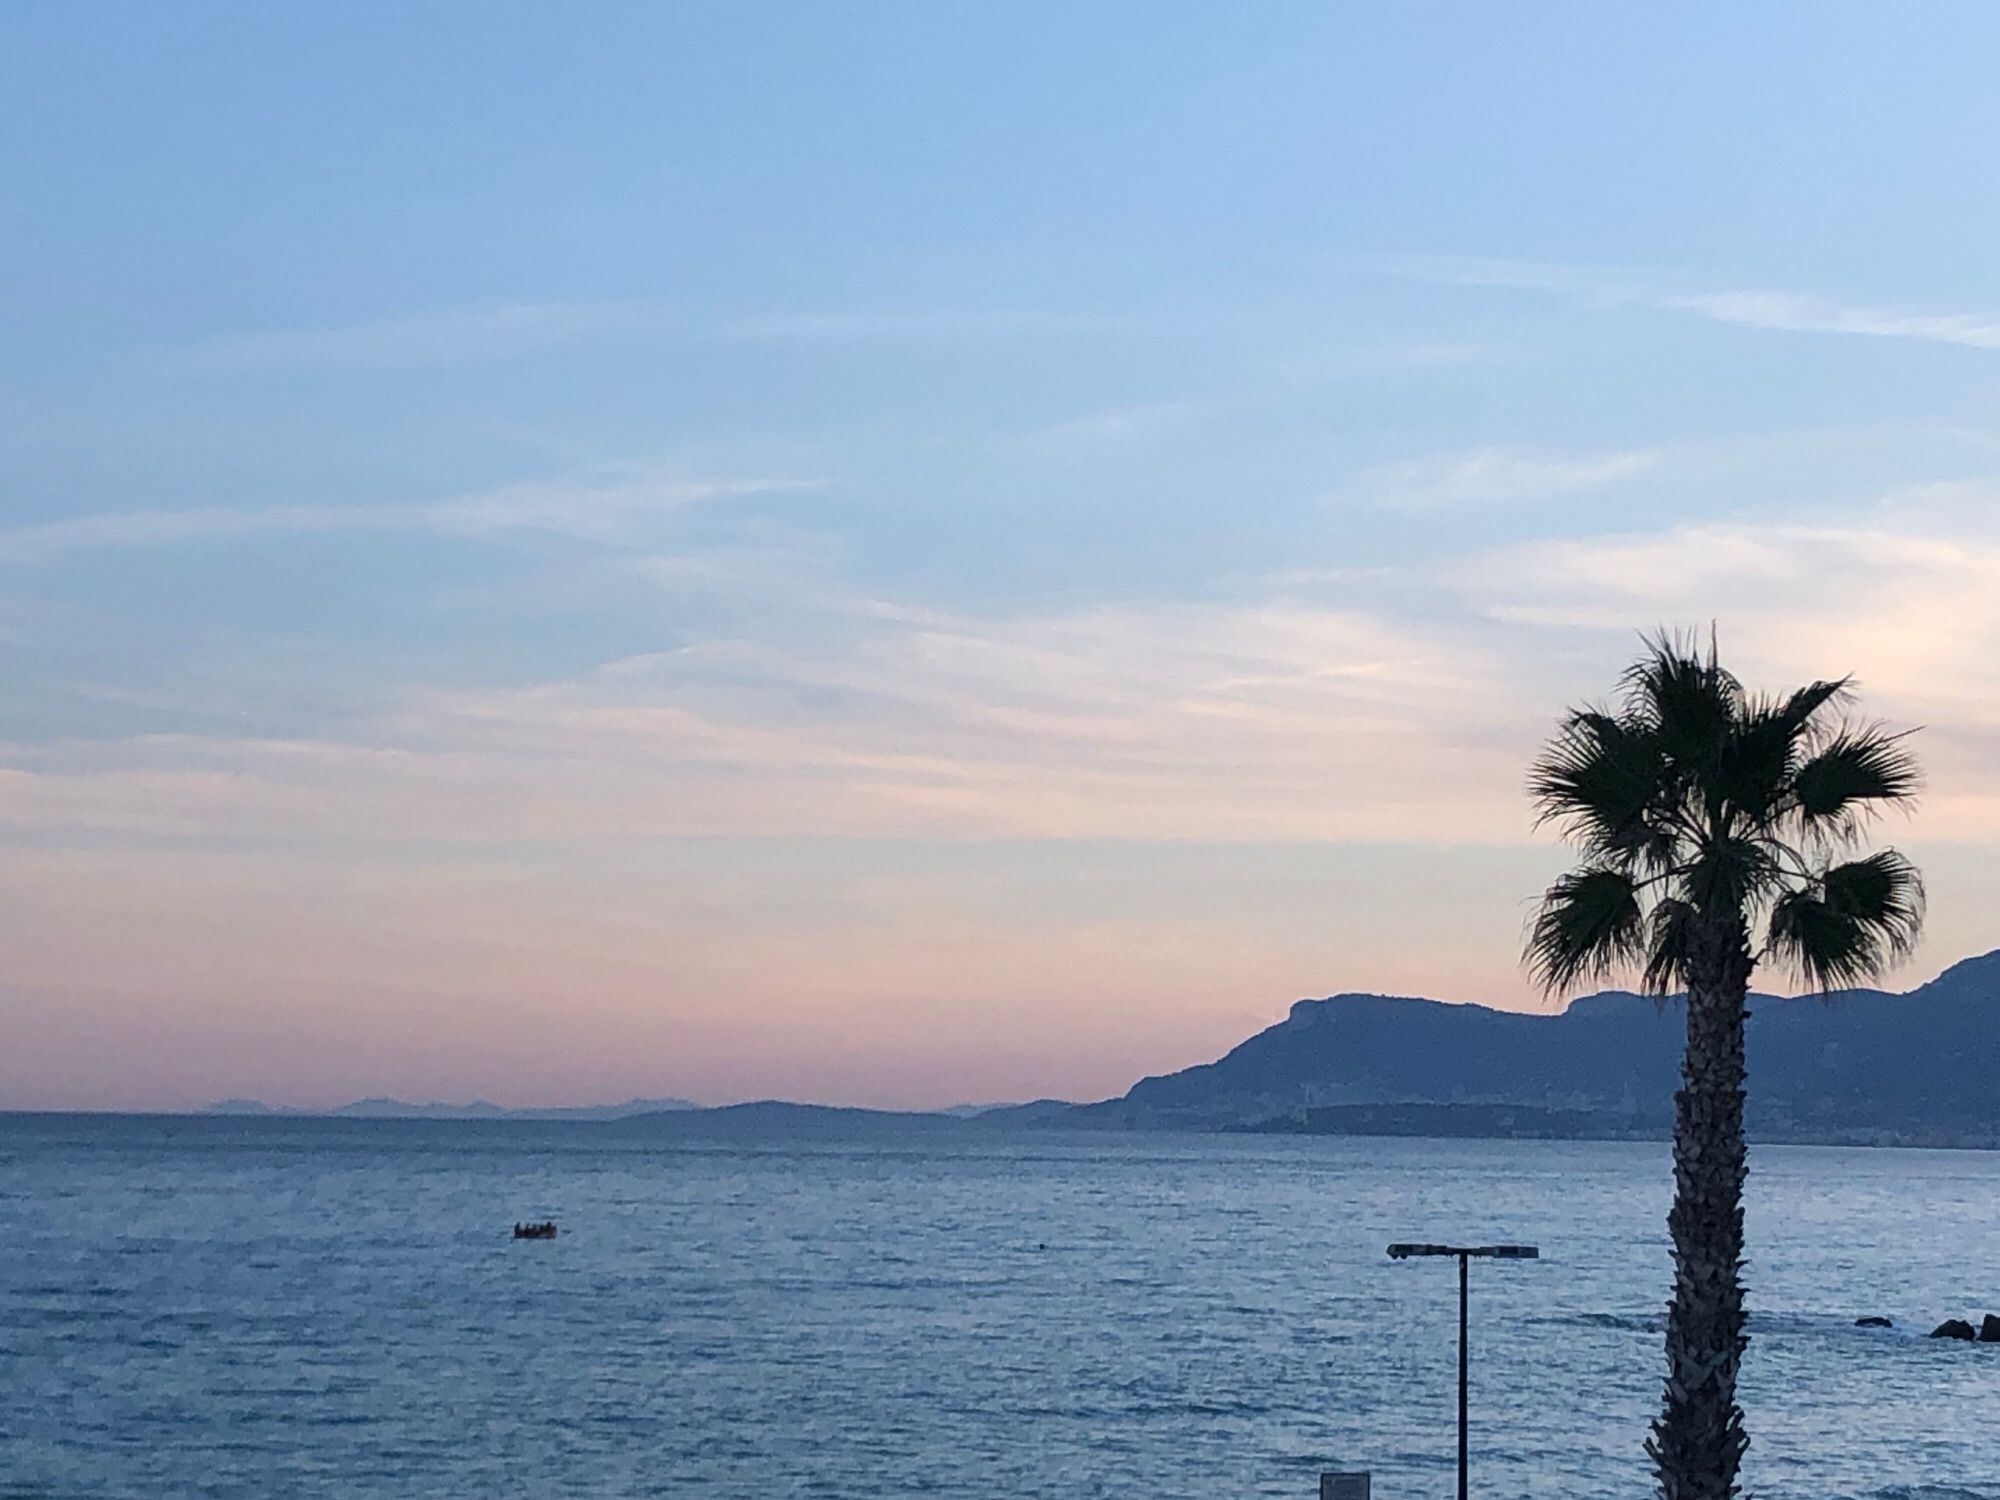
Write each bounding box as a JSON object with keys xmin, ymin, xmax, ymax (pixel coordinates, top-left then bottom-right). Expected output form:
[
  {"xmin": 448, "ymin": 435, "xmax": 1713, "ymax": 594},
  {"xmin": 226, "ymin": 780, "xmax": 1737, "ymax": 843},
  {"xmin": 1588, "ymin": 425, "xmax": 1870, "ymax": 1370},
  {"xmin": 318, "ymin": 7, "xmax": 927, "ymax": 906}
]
[{"xmin": 512, "ymin": 1220, "xmax": 558, "ymax": 1240}]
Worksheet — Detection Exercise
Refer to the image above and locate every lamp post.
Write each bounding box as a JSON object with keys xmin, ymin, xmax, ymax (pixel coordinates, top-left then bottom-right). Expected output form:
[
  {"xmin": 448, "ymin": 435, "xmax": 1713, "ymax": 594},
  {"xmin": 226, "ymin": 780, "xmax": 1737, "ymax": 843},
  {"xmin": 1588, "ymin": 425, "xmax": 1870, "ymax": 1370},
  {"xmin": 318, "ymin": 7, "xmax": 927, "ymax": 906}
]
[{"xmin": 1385, "ymin": 1242, "xmax": 1539, "ymax": 1500}]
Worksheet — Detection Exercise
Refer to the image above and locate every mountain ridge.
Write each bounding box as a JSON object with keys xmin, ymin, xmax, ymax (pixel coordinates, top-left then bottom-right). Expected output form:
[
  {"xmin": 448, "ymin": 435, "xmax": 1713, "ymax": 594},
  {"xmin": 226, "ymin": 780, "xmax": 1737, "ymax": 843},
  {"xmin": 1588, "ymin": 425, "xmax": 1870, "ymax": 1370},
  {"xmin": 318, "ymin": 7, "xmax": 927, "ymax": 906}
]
[{"xmin": 1058, "ymin": 949, "xmax": 2000, "ymax": 1144}]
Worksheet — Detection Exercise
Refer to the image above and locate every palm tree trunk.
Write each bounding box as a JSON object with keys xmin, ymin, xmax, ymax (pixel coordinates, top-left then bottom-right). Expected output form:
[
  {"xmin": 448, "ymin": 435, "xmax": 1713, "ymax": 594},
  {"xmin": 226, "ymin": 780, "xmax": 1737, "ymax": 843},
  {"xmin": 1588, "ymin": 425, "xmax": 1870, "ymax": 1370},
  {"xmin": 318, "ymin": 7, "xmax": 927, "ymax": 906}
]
[{"xmin": 1648, "ymin": 914, "xmax": 1752, "ymax": 1500}]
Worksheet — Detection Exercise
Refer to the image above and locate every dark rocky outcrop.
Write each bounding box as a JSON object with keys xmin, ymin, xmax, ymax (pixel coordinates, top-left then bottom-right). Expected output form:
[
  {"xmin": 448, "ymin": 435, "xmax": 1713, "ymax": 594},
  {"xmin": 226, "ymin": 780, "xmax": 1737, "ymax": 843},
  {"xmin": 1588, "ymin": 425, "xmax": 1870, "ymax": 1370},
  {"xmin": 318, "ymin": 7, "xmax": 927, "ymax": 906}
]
[
  {"xmin": 1855, "ymin": 1316, "xmax": 1893, "ymax": 1328},
  {"xmin": 1980, "ymin": 1315, "xmax": 2000, "ymax": 1343},
  {"xmin": 1931, "ymin": 1319, "xmax": 1977, "ymax": 1340}
]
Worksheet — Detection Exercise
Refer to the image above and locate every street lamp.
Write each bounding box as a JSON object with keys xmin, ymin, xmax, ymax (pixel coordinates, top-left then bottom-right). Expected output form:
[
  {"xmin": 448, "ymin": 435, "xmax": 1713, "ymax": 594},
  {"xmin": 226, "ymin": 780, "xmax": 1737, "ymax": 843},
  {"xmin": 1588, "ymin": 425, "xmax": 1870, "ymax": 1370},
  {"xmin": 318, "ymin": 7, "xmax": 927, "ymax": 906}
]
[{"xmin": 1386, "ymin": 1242, "xmax": 1540, "ymax": 1500}]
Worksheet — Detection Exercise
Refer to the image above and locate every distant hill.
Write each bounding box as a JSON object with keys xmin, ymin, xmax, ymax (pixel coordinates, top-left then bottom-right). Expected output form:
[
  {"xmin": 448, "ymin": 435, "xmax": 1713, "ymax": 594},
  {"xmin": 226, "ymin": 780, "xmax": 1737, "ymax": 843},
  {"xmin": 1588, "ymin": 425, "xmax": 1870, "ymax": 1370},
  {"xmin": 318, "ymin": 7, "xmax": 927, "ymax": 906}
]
[
  {"xmin": 1062, "ymin": 950, "xmax": 2000, "ymax": 1147},
  {"xmin": 204, "ymin": 1096, "xmax": 700, "ymax": 1120},
  {"xmin": 967, "ymin": 1098, "xmax": 1086, "ymax": 1125}
]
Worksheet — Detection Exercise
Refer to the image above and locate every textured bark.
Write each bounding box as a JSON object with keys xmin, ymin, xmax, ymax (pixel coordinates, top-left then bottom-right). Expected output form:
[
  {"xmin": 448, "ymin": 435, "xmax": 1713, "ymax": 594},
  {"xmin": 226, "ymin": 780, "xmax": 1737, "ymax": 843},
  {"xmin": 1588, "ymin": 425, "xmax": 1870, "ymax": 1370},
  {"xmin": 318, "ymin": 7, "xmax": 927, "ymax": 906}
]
[{"xmin": 1648, "ymin": 915, "xmax": 1753, "ymax": 1500}]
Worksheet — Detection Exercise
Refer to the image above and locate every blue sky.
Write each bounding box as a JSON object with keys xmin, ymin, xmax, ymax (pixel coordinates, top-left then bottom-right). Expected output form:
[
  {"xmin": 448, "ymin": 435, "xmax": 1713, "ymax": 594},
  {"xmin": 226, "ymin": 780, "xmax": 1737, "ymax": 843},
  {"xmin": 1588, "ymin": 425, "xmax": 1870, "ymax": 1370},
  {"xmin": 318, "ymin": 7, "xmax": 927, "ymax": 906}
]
[{"xmin": 8, "ymin": 4, "xmax": 2000, "ymax": 1109}]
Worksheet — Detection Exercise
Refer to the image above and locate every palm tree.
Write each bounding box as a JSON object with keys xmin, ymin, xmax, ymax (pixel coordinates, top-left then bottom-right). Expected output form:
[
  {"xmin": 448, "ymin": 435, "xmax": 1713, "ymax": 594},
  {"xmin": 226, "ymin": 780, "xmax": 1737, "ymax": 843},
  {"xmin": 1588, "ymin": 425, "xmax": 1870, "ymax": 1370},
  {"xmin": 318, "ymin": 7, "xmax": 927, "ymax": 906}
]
[{"xmin": 1525, "ymin": 633, "xmax": 1923, "ymax": 1500}]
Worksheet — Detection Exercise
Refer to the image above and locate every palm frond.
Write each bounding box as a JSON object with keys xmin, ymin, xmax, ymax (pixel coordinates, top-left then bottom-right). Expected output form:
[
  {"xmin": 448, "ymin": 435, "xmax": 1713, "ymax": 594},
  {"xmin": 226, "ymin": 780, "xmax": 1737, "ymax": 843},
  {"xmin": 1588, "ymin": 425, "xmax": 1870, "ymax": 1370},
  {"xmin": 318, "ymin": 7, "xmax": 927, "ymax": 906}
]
[
  {"xmin": 1622, "ymin": 632, "xmax": 1741, "ymax": 769},
  {"xmin": 1641, "ymin": 897, "xmax": 1697, "ymax": 994},
  {"xmin": 1764, "ymin": 850, "xmax": 1925, "ymax": 991},
  {"xmin": 1716, "ymin": 679, "xmax": 1850, "ymax": 827},
  {"xmin": 1528, "ymin": 708, "xmax": 1673, "ymax": 867},
  {"xmin": 1771, "ymin": 677, "xmax": 1852, "ymax": 735},
  {"xmin": 1791, "ymin": 724, "xmax": 1922, "ymax": 843},
  {"xmin": 1527, "ymin": 866, "xmax": 1646, "ymax": 995}
]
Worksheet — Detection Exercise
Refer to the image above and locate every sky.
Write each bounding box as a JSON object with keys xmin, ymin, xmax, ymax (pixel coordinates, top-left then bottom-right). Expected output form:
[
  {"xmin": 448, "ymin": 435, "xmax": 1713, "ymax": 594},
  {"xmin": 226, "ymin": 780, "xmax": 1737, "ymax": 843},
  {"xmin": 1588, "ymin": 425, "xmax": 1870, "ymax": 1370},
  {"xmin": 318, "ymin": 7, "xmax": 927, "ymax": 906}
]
[{"xmin": 9, "ymin": 4, "xmax": 2000, "ymax": 1111}]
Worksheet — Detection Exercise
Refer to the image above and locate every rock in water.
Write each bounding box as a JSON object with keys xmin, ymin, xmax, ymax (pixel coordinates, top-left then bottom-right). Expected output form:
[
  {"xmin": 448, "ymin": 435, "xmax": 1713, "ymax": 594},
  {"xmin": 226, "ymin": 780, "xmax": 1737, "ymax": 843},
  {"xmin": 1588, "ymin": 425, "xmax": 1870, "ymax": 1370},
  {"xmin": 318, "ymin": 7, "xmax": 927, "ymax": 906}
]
[
  {"xmin": 1931, "ymin": 1318, "xmax": 1977, "ymax": 1340},
  {"xmin": 1980, "ymin": 1315, "xmax": 2000, "ymax": 1343},
  {"xmin": 1855, "ymin": 1316, "xmax": 1893, "ymax": 1328}
]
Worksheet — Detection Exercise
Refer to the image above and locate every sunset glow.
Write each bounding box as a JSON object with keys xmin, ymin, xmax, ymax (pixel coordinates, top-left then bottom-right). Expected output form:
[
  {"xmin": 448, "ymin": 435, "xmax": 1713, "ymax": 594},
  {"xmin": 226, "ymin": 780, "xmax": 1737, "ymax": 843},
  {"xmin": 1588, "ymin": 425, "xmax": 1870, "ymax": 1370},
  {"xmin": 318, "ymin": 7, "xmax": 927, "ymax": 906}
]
[{"xmin": 8, "ymin": 7, "xmax": 2000, "ymax": 1110}]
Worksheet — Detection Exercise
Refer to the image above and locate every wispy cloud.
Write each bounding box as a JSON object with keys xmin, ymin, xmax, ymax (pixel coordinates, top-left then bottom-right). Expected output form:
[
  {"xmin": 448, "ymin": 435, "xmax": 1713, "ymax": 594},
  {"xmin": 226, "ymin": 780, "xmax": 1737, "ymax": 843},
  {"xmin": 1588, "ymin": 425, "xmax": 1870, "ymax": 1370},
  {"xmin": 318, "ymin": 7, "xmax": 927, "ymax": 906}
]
[
  {"xmin": 1375, "ymin": 253, "xmax": 2000, "ymax": 354},
  {"xmin": 165, "ymin": 301, "xmax": 1141, "ymax": 372},
  {"xmin": 0, "ymin": 474, "xmax": 817, "ymax": 563},
  {"xmin": 724, "ymin": 309, "xmax": 1125, "ymax": 341},
  {"xmin": 18, "ymin": 478, "xmax": 2000, "ymax": 872},
  {"xmin": 0, "ymin": 571, "xmax": 1527, "ymax": 847},
  {"xmin": 177, "ymin": 301, "xmax": 660, "ymax": 370},
  {"xmin": 1017, "ymin": 345, "xmax": 1538, "ymax": 461},
  {"xmin": 1665, "ymin": 291, "xmax": 2000, "ymax": 351},
  {"xmin": 1349, "ymin": 447, "xmax": 1659, "ymax": 510},
  {"xmin": 1335, "ymin": 340, "xmax": 1537, "ymax": 373},
  {"xmin": 23, "ymin": 491, "xmax": 2000, "ymax": 850},
  {"xmin": 1020, "ymin": 396, "xmax": 1235, "ymax": 457}
]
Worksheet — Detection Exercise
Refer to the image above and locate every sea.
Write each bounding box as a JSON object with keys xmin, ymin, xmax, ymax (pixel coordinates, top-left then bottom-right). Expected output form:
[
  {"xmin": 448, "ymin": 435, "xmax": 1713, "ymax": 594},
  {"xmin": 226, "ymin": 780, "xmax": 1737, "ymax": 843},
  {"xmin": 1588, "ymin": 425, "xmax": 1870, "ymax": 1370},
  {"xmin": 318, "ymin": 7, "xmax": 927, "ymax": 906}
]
[{"xmin": 3, "ymin": 1114, "xmax": 1997, "ymax": 1500}]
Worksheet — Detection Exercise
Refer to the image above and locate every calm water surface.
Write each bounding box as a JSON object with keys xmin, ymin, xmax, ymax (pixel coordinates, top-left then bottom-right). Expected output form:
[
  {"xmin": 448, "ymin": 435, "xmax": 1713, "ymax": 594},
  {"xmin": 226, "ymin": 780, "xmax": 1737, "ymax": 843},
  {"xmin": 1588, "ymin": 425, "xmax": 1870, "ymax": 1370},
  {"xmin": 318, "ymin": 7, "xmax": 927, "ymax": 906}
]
[{"xmin": 3, "ymin": 1115, "xmax": 1997, "ymax": 1499}]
